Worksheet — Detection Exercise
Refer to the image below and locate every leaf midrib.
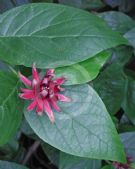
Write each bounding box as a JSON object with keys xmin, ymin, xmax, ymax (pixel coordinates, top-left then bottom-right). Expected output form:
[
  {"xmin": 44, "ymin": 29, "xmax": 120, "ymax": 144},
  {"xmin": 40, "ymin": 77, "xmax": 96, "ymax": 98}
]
[{"xmin": 0, "ymin": 34, "xmax": 125, "ymax": 39}]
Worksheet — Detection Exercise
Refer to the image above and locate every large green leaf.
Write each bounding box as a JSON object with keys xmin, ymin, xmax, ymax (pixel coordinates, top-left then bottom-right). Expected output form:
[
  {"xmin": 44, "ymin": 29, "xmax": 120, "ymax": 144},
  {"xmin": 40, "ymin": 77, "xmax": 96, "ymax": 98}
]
[
  {"xmin": 0, "ymin": 160, "xmax": 28, "ymax": 169},
  {"xmin": 99, "ymin": 11, "xmax": 135, "ymax": 34},
  {"xmin": 93, "ymin": 64, "xmax": 126, "ymax": 115},
  {"xmin": 0, "ymin": 3, "xmax": 128, "ymax": 68},
  {"xmin": 55, "ymin": 51, "xmax": 111, "ymax": 85},
  {"xmin": 0, "ymin": 71, "xmax": 22, "ymax": 145},
  {"xmin": 25, "ymin": 84, "xmax": 126, "ymax": 162},
  {"xmin": 59, "ymin": 152, "xmax": 101, "ymax": 169}
]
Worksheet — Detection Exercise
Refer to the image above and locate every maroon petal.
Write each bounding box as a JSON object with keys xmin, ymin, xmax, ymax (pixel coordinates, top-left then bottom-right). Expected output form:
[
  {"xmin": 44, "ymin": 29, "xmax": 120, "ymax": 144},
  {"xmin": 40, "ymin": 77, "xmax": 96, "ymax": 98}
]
[
  {"xmin": 19, "ymin": 72, "xmax": 31, "ymax": 86},
  {"xmin": 36, "ymin": 98, "xmax": 43, "ymax": 115},
  {"xmin": 42, "ymin": 77, "xmax": 49, "ymax": 85},
  {"xmin": 44, "ymin": 100, "xmax": 55, "ymax": 123},
  {"xmin": 19, "ymin": 92, "xmax": 34, "ymax": 99},
  {"xmin": 56, "ymin": 94, "xmax": 71, "ymax": 102},
  {"xmin": 27, "ymin": 99, "xmax": 37, "ymax": 111},
  {"xmin": 46, "ymin": 69, "xmax": 54, "ymax": 76},
  {"xmin": 49, "ymin": 99, "xmax": 61, "ymax": 112},
  {"xmin": 32, "ymin": 63, "xmax": 40, "ymax": 82},
  {"xmin": 54, "ymin": 77, "xmax": 65, "ymax": 85},
  {"xmin": 20, "ymin": 88, "xmax": 33, "ymax": 93}
]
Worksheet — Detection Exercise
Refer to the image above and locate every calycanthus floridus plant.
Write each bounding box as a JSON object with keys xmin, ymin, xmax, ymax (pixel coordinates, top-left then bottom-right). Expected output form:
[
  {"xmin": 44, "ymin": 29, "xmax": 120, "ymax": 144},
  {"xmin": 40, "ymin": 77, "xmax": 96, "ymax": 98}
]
[{"xmin": 0, "ymin": 2, "xmax": 135, "ymax": 169}]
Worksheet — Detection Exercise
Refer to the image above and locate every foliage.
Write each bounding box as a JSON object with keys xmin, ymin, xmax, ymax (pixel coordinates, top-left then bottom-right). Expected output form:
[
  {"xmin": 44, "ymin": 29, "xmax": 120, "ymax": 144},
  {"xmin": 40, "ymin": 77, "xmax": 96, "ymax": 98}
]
[{"xmin": 0, "ymin": 1, "xmax": 135, "ymax": 169}]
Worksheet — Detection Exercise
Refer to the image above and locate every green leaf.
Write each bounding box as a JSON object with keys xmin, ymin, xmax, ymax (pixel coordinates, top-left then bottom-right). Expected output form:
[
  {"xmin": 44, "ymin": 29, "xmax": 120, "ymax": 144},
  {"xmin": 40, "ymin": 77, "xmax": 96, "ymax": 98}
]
[
  {"xmin": 104, "ymin": 0, "xmax": 135, "ymax": 12},
  {"xmin": 25, "ymin": 84, "xmax": 126, "ymax": 162},
  {"xmin": 99, "ymin": 11, "xmax": 135, "ymax": 34},
  {"xmin": 108, "ymin": 46, "xmax": 133, "ymax": 66},
  {"xmin": 0, "ymin": 3, "xmax": 128, "ymax": 68},
  {"xmin": 55, "ymin": 51, "xmax": 111, "ymax": 85},
  {"xmin": 124, "ymin": 27, "xmax": 135, "ymax": 49},
  {"xmin": 101, "ymin": 165, "xmax": 114, "ymax": 169},
  {"xmin": 0, "ymin": 71, "xmax": 22, "ymax": 145},
  {"xmin": 122, "ymin": 70, "xmax": 135, "ymax": 124},
  {"xmin": 0, "ymin": 135, "xmax": 19, "ymax": 160},
  {"xmin": 42, "ymin": 143, "xmax": 60, "ymax": 166},
  {"xmin": 20, "ymin": 119, "xmax": 34, "ymax": 136},
  {"xmin": 0, "ymin": 0, "xmax": 30, "ymax": 13},
  {"xmin": 120, "ymin": 132, "xmax": 135, "ymax": 162},
  {"xmin": 93, "ymin": 64, "xmax": 126, "ymax": 115},
  {"xmin": 0, "ymin": 160, "xmax": 28, "ymax": 169},
  {"xmin": 0, "ymin": 0, "xmax": 14, "ymax": 13},
  {"xmin": 0, "ymin": 61, "xmax": 10, "ymax": 72},
  {"xmin": 59, "ymin": 152, "xmax": 101, "ymax": 169},
  {"xmin": 58, "ymin": 0, "xmax": 105, "ymax": 9}
]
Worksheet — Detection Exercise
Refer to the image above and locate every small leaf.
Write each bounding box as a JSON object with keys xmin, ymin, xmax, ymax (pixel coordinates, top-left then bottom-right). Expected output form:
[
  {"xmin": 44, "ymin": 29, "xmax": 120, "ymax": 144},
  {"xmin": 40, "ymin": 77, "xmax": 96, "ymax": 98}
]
[
  {"xmin": 58, "ymin": 0, "xmax": 105, "ymax": 9},
  {"xmin": 0, "ymin": 3, "xmax": 128, "ymax": 68},
  {"xmin": 59, "ymin": 152, "xmax": 101, "ymax": 169},
  {"xmin": 0, "ymin": 71, "xmax": 22, "ymax": 145},
  {"xmin": 0, "ymin": 0, "xmax": 14, "ymax": 13},
  {"xmin": 25, "ymin": 84, "xmax": 126, "ymax": 162},
  {"xmin": 104, "ymin": 0, "xmax": 135, "ymax": 12},
  {"xmin": 108, "ymin": 46, "xmax": 133, "ymax": 66},
  {"xmin": 99, "ymin": 11, "xmax": 135, "ymax": 34},
  {"xmin": 122, "ymin": 70, "xmax": 135, "ymax": 124},
  {"xmin": 55, "ymin": 51, "xmax": 111, "ymax": 85},
  {"xmin": 0, "ymin": 160, "xmax": 28, "ymax": 169},
  {"xmin": 120, "ymin": 132, "xmax": 135, "ymax": 162},
  {"xmin": 124, "ymin": 27, "xmax": 135, "ymax": 49}
]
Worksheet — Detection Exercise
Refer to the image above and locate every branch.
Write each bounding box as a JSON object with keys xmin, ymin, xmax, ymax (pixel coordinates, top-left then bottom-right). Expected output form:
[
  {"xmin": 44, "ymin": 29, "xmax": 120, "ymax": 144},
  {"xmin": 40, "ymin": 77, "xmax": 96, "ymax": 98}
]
[{"xmin": 22, "ymin": 140, "xmax": 40, "ymax": 165}]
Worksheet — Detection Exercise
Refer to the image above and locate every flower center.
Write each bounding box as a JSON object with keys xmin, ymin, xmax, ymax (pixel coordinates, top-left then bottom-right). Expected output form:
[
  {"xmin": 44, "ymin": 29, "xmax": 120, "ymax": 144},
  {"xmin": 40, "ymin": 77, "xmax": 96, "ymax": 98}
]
[{"xmin": 40, "ymin": 84, "xmax": 49, "ymax": 98}]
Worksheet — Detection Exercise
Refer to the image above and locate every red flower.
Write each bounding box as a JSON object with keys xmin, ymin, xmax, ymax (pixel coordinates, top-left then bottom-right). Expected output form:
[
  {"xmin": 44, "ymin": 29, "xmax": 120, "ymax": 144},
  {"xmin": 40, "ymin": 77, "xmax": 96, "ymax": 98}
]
[
  {"xmin": 19, "ymin": 64, "xmax": 71, "ymax": 123},
  {"xmin": 113, "ymin": 156, "xmax": 132, "ymax": 169}
]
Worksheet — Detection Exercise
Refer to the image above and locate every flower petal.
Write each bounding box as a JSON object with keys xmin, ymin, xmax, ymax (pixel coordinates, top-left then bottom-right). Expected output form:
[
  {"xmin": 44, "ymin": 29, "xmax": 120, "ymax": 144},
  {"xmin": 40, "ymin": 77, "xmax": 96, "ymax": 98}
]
[
  {"xmin": 54, "ymin": 77, "xmax": 65, "ymax": 85},
  {"xmin": 20, "ymin": 88, "xmax": 33, "ymax": 93},
  {"xmin": 49, "ymin": 99, "xmax": 61, "ymax": 112},
  {"xmin": 27, "ymin": 99, "xmax": 37, "ymax": 111},
  {"xmin": 46, "ymin": 69, "xmax": 55, "ymax": 76},
  {"xmin": 19, "ymin": 72, "xmax": 32, "ymax": 86},
  {"xmin": 36, "ymin": 98, "xmax": 43, "ymax": 115},
  {"xmin": 19, "ymin": 92, "xmax": 34, "ymax": 99},
  {"xmin": 44, "ymin": 100, "xmax": 55, "ymax": 123},
  {"xmin": 57, "ymin": 94, "xmax": 71, "ymax": 102},
  {"xmin": 42, "ymin": 77, "xmax": 49, "ymax": 85},
  {"xmin": 32, "ymin": 63, "xmax": 40, "ymax": 82}
]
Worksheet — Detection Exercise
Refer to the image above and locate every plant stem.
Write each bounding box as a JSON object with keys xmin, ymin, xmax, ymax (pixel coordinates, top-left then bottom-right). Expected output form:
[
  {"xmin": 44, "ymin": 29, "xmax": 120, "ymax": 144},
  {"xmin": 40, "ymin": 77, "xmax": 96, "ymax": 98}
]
[{"xmin": 22, "ymin": 141, "xmax": 40, "ymax": 165}]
